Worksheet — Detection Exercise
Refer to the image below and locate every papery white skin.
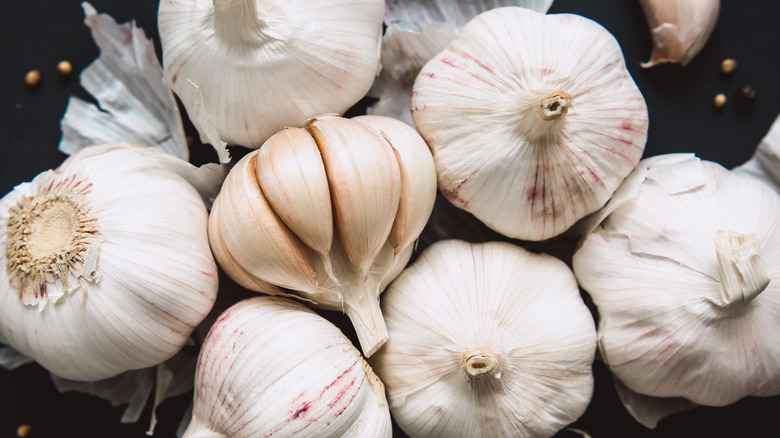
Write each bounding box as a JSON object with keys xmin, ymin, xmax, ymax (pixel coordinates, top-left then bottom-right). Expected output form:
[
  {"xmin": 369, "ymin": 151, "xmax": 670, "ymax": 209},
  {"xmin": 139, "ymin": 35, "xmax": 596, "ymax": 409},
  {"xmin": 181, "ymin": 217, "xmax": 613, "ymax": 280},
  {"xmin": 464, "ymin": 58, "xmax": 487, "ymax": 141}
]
[
  {"xmin": 372, "ymin": 240, "xmax": 597, "ymax": 438},
  {"xmin": 411, "ymin": 7, "xmax": 648, "ymax": 241},
  {"xmin": 369, "ymin": 0, "xmax": 554, "ymax": 124},
  {"xmin": 736, "ymin": 113, "xmax": 780, "ymax": 192},
  {"xmin": 573, "ymin": 156, "xmax": 780, "ymax": 406},
  {"xmin": 60, "ymin": 3, "xmax": 189, "ymax": 161},
  {"xmin": 639, "ymin": 0, "xmax": 720, "ymax": 68},
  {"xmin": 158, "ymin": 0, "xmax": 384, "ymax": 158},
  {"xmin": 208, "ymin": 115, "xmax": 437, "ymax": 357},
  {"xmin": 0, "ymin": 144, "xmax": 218, "ymax": 381},
  {"xmin": 611, "ymin": 376, "xmax": 697, "ymax": 429},
  {"xmin": 184, "ymin": 296, "xmax": 391, "ymax": 438}
]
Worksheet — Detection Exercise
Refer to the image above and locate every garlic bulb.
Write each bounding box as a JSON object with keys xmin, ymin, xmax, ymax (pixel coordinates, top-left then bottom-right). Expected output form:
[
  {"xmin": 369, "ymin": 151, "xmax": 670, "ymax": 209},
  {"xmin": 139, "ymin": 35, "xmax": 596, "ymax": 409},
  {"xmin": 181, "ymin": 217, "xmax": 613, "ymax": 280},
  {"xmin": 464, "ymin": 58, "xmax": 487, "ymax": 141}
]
[
  {"xmin": 736, "ymin": 112, "xmax": 780, "ymax": 193},
  {"xmin": 573, "ymin": 154, "xmax": 780, "ymax": 406},
  {"xmin": 184, "ymin": 296, "xmax": 391, "ymax": 438},
  {"xmin": 371, "ymin": 240, "xmax": 597, "ymax": 438},
  {"xmin": 208, "ymin": 114, "xmax": 437, "ymax": 356},
  {"xmin": 639, "ymin": 0, "xmax": 720, "ymax": 68},
  {"xmin": 0, "ymin": 144, "xmax": 218, "ymax": 381},
  {"xmin": 411, "ymin": 7, "xmax": 648, "ymax": 241},
  {"xmin": 158, "ymin": 0, "xmax": 384, "ymax": 155}
]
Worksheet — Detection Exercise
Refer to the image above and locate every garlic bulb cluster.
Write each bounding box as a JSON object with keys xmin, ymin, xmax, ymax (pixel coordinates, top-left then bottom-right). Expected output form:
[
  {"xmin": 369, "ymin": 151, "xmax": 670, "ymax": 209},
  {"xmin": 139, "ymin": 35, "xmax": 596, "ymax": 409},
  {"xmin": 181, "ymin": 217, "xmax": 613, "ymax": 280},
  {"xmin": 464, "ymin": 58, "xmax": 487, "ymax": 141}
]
[
  {"xmin": 372, "ymin": 240, "xmax": 597, "ymax": 438},
  {"xmin": 639, "ymin": 0, "xmax": 720, "ymax": 68},
  {"xmin": 0, "ymin": 144, "xmax": 218, "ymax": 381},
  {"xmin": 184, "ymin": 296, "xmax": 391, "ymax": 438},
  {"xmin": 573, "ymin": 154, "xmax": 780, "ymax": 407},
  {"xmin": 411, "ymin": 7, "xmax": 648, "ymax": 241},
  {"xmin": 208, "ymin": 114, "xmax": 437, "ymax": 356},
  {"xmin": 157, "ymin": 0, "xmax": 384, "ymax": 155}
]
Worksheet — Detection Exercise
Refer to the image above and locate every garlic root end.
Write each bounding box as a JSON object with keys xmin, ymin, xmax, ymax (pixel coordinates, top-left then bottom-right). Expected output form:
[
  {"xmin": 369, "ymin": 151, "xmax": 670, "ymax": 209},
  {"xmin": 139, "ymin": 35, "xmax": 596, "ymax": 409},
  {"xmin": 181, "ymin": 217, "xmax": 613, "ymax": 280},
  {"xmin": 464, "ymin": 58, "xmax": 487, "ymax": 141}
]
[{"xmin": 714, "ymin": 230, "xmax": 770, "ymax": 307}]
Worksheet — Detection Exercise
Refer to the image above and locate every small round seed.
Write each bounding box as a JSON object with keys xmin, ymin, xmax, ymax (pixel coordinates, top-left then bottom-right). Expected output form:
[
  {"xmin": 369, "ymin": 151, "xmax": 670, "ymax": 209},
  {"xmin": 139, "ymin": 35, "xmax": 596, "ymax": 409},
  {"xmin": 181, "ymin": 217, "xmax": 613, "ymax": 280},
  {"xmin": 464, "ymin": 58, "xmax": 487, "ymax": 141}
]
[
  {"xmin": 720, "ymin": 58, "xmax": 737, "ymax": 74},
  {"xmin": 16, "ymin": 424, "xmax": 32, "ymax": 437},
  {"xmin": 57, "ymin": 60, "xmax": 73, "ymax": 77},
  {"xmin": 712, "ymin": 93, "xmax": 726, "ymax": 109},
  {"xmin": 736, "ymin": 85, "xmax": 757, "ymax": 103},
  {"xmin": 24, "ymin": 70, "xmax": 41, "ymax": 87}
]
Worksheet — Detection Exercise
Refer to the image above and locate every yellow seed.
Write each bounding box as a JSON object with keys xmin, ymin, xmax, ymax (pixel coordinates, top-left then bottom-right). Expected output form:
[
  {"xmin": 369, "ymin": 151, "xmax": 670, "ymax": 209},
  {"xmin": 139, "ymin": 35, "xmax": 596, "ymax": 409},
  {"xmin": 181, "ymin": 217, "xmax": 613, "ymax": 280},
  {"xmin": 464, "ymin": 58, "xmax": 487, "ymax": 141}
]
[
  {"xmin": 720, "ymin": 58, "xmax": 737, "ymax": 74},
  {"xmin": 713, "ymin": 93, "xmax": 727, "ymax": 109},
  {"xmin": 16, "ymin": 424, "xmax": 32, "ymax": 437},
  {"xmin": 57, "ymin": 60, "xmax": 73, "ymax": 77},
  {"xmin": 24, "ymin": 70, "xmax": 41, "ymax": 86}
]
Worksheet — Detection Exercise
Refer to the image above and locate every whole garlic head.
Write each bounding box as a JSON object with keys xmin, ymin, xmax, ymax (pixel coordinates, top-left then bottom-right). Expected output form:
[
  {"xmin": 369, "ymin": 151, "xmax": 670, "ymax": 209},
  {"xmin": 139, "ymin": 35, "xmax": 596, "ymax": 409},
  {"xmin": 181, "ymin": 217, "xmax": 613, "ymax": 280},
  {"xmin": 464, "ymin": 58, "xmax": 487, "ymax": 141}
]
[
  {"xmin": 371, "ymin": 240, "xmax": 597, "ymax": 438},
  {"xmin": 411, "ymin": 6, "xmax": 648, "ymax": 241},
  {"xmin": 208, "ymin": 114, "xmax": 437, "ymax": 357},
  {"xmin": 184, "ymin": 296, "xmax": 392, "ymax": 438},
  {"xmin": 158, "ymin": 0, "xmax": 384, "ymax": 153},
  {"xmin": 0, "ymin": 144, "xmax": 218, "ymax": 381},
  {"xmin": 574, "ymin": 154, "xmax": 780, "ymax": 406}
]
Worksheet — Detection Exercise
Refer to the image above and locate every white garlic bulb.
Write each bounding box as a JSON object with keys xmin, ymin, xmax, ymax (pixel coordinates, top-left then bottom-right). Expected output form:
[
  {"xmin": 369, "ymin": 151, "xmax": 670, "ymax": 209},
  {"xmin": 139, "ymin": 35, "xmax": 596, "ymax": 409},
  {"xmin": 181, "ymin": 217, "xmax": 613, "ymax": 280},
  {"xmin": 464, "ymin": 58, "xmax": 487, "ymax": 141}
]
[
  {"xmin": 639, "ymin": 0, "xmax": 720, "ymax": 68},
  {"xmin": 158, "ymin": 0, "xmax": 384, "ymax": 154},
  {"xmin": 183, "ymin": 296, "xmax": 391, "ymax": 438},
  {"xmin": 371, "ymin": 240, "xmax": 597, "ymax": 438},
  {"xmin": 573, "ymin": 154, "xmax": 780, "ymax": 407},
  {"xmin": 0, "ymin": 144, "xmax": 218, "ymax": 381},
  {"xmin": 411, "ymin": 6, "xmax": 648, "ymax": 241},
  {"xmin": 208, "ymin": 114, "xmax": 437, "ymax": 357}
]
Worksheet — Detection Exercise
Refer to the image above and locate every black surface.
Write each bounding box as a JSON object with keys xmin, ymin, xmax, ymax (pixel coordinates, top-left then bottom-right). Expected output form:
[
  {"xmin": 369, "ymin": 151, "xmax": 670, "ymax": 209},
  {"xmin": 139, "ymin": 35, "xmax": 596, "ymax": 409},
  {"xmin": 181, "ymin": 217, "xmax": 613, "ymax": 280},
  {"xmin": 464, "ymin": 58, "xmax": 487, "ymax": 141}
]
[{"xmin": 2, "ymin": 1, "xmax": 780, "ymax": 437}]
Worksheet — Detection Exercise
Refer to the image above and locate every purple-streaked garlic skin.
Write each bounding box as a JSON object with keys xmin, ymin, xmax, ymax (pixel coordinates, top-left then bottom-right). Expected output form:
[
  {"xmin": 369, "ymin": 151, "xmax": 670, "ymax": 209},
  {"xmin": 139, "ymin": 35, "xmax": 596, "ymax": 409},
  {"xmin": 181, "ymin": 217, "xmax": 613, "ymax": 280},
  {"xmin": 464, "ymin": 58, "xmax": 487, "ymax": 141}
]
[
  {"xmin": 184, "ymin": 296, "xmax": 391, "ymax": 438},
  {"xmin": 412, "ymin": 6, "xmax": 648, "ymax": 241}
]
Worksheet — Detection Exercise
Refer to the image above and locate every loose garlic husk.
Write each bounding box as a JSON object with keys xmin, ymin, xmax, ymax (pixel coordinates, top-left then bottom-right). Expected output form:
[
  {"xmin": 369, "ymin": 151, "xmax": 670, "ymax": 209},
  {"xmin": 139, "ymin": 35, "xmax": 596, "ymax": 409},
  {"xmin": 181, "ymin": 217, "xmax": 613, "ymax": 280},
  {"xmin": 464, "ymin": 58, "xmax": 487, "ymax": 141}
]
[
  {"xmin": 0, "ymin": 144, "xmax": 219, "ymax": 381},
  {"xmin": 371, "ymin": 240, "xmax": 597, "ymax": 438},
  {"xmin": 573, "ymin": 154, "xmax": 780, "ymax": 408},
  {"xmin": 639, "ymin": 0, "xmax": 720, "ymax": 68},
  {"xmin": 208, "ymin": 114, "xmax": 437, "ymax": 357},
  {"xmin": 411, "ymin": 7, "xmax": 648, "ymax": 241},
  {"xmin": 183, "ymin": 296, "xmax": 391, "ymax": 438},
  {"xmin": 157, "ymin": 0, "xmax": 384, "ymax": 156}
]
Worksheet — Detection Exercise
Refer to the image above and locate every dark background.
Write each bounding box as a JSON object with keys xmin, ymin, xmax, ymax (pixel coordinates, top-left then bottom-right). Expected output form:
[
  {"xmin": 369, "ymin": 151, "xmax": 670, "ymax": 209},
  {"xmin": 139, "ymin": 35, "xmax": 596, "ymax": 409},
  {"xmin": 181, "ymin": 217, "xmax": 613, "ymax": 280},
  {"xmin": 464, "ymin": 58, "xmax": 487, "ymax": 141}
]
[{"xmin": 2, "ymin": 1, "xmax": 780, "ymax": 437}]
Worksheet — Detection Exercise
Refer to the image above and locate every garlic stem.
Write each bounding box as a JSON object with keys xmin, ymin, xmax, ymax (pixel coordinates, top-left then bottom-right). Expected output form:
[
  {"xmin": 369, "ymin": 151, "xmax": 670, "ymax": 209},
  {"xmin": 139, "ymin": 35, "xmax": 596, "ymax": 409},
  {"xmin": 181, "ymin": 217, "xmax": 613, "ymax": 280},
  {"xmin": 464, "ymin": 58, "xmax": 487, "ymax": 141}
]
[
  {"xmin": 212, "ymin": 0, "xmax": 266, "ymax": 43},
  {"xmin": 536, "ymin": 91, "xmax": 572, "ymax": 121},
  {"xmin": 462, "ymin": 348, "xmax": 502, "ymax": 379},
  {"xmin": 343, "ymin": 286, "xmax": 388, "ymax": 358},
  {"xmin": 714, "ymin": 230, "xmax": 770, "ymax": 307}
]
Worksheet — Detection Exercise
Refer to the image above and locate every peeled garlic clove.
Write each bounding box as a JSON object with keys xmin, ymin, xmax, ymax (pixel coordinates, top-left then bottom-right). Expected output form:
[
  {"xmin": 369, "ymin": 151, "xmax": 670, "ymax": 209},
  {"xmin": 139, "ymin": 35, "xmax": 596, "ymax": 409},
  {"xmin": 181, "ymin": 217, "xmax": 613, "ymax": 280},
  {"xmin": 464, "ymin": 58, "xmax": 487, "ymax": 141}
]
[
  {"xmin": 184, "ymin": 296, "xmax": 392, "ymax": 438},
  {"xmin": 256, "ymin": 127, "xmax": 336, "ymax": 279},
  {"xmin": 210, "ymin": 150, "xmax": 318, "ymax": 292},
  {"xmin": 307, "ymin": 115, "xmax": 402, "ymax": 277},
  {"xmin": 353, "ymin": 115, "xmax": 437, "ymax": 255},
  {"xmin": 371, "ymin": 240, "xmax": 597, "ymax": 438},
  {"xmin": 158, "ymin": 0, "xmax": 384, "ymax": 151},
  {"xmin": 412, "ymin": 7, "xmax": 648, "ymax": 241},
  {"xmin": 640, "ymin": 0, "xmax": 720, "ymax": 68},
  {"xmin": 0, "ymin": 144, "xmax": 218, "ymax": 381},
  {"xmin": 574, "ymin": 156, "xmax": 780, "ymax": 407}
]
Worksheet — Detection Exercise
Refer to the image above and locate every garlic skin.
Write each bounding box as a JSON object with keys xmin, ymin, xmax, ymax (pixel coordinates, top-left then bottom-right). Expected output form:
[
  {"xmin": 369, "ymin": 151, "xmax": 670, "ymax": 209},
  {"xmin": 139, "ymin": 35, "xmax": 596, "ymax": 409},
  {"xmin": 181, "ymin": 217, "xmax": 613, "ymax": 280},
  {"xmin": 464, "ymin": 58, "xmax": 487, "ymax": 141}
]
[
  {"xmin": 372, "ymin": 240, "xmax": 597, "ymax": 438},
  {"xmin": 573, "ymin": 155, "xmax": 780, "ymax": 406},
  {"xmin": 640, "ymin": 0, "xmax": 720, "ymax": 68},
  {"xmin": 0, "ymin": 144, "xmax": 218, "ymax": 381},
  {"xmin": 208, "ymin": 114, "xmax": 437, "ymax": 357},
  {"xmin": 184, "ymin": 296, "xmax": 391, "ymax": 438},
  {"xmin": 411, "ymin": 7, "xmax": 648, "ymax": 241},
  {"xmin": 158, "ymin": 0, "xmax": 384, "ymax": 155}
]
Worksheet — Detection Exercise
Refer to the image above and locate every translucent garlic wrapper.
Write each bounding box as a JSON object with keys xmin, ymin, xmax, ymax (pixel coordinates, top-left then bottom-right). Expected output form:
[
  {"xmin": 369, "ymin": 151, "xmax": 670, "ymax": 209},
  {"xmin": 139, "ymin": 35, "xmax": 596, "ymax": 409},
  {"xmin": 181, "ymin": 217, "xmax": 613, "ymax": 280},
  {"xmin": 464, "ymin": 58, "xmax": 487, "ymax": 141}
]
[
  {"xmin": 371, "ymin": 240, "xmax": 597, "ymax": 438},
  {"xmin": 573, "ymin": 154, "xmax": 780, "ymax": 407},
  {"xmin": 0, "ymin": 144, "xmax": 218, "ymax": 381},
  {"xmin": 208, "ymin": 115, "xmax": 437, "ymax": 357},
  {"xmin": 158, "ymin": 0, "xmax": 384, "ymax": 155},
  {"xmin": 184, "ymin": 296, "xmax": 392, "ymax": 438},
  {"xmin": 411, "ymin": 6, "xmax": 648, "ymax": 241}
]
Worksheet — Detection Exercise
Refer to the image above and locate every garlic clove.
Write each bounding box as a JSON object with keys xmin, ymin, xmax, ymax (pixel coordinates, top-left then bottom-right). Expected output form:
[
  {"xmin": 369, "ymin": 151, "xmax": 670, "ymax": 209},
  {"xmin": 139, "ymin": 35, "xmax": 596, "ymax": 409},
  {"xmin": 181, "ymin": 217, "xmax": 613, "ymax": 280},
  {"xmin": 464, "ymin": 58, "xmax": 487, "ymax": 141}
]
[
  {"xmin": 210, "ymin": 150, "xmax": 318, "ymax": 292},
  {"xmin": 255, "ymin": 127, "xmax": 337, "ymax": 282},
  {"xmin": 639, "ymin": 0, "xmax": 720, "ymax": 68},
  {"xmin": 306, "ymin": 115, "xmax": 402, "ymax": 278},
  {"xmin": 411, "ymin": 7, "xmax": 648, "ymax": 241},
  {"xmin": 352, "ymin": 115, "xmax": 437, "ymax": 256}
]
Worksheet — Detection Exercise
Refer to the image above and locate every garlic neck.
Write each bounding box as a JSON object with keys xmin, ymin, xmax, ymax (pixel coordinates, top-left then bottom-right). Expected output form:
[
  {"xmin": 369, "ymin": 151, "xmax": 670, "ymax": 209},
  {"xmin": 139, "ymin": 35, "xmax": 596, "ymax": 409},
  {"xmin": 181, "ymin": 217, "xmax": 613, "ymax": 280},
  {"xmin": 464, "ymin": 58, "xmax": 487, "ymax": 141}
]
[
  {"xmin": 714, "ymin": 230, "xmax": 769, "ymax": 308},
  {"xmin": 536, "ymin": 91, "xmax": 572, "ymax": 121},
  {"xmin": 213, "ymin": 0, "xmax": 267, "ymax": 43},
  {"xmin": 462, "ymin": 348, "xmax": 502, "ymax": 380}
]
